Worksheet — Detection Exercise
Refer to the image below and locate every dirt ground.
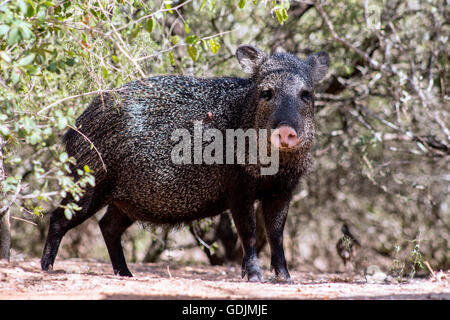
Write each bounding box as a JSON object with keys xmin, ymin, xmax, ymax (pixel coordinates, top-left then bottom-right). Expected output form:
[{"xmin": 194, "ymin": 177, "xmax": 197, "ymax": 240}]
[{"xmin": 0, "ymin": 258, "xmax": 448, "ymax": 300}]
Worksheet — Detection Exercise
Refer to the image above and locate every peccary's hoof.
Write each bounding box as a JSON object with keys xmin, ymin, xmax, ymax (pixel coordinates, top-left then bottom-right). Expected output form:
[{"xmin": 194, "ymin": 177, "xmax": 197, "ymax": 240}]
[
  {"xmin": 41, "ymin": 257, "xmax": 53, "ymax": 272},
  {"xmin": 270, "ymin": 275, "xmax": 294, "ymax": 284},
  {"xmin": 241, "ymin": 258, "xmax": 264, "ymax": 282},
  {"xmin": 270, "ymin": 265, "xmax": 292, "ymax": 283},
  {"xmin": 42, "ymin": 264, "xmax": 53, "ymax": 272},
  {"xmin": 114, "ymin": 268, "xmax": 133, "ymax": 277},
  {"xmin": 247, "ymin": 272, "xmax": 264, "ymax": 282}
]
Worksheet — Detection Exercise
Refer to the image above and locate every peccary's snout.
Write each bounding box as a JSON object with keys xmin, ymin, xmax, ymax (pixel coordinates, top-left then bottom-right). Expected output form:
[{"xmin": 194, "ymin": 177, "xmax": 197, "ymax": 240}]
[{"xmin": 270, "ymin": 125, "xmax": 299, "ymax": 149}]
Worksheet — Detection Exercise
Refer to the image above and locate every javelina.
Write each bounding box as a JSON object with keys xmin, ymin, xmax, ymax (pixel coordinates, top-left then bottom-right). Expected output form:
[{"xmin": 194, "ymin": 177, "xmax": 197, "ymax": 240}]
[{"xmin": 41, "ymin": 45, "xmax": 329, "ymax": 282}]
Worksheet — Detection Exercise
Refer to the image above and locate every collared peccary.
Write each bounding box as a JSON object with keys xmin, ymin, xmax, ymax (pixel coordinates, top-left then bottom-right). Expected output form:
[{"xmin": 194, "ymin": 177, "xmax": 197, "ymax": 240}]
[{"xmin": 41, "ymin": 45, "xmax": 329, "ymax": 282}]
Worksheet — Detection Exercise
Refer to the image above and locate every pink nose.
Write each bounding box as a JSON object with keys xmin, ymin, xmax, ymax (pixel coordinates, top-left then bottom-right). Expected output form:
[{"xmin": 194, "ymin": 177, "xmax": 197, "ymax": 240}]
[{"xmin": 270, "ymin": 125, "xmax": 299, "ymax": 149}]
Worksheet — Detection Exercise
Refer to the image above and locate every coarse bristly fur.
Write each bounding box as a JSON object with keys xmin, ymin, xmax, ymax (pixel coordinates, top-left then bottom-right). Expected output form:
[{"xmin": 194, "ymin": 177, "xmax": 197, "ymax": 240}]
[{"xmin": 42, "ymin": 44, "xmax": 329, "ymax": 282}]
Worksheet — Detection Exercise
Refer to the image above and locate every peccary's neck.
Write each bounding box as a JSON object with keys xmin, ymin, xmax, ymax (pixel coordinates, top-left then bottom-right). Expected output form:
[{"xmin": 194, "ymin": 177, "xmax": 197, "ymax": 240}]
[{"xmin": 224, "ymin": 78, "xmax": 257, "ymax": 130}]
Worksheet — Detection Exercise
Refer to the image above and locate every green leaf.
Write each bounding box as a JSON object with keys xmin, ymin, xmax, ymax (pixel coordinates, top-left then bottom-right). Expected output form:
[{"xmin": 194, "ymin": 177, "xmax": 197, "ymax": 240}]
[
  {"xmin": 187, "ymin": 45, "xmax": 198, "ymax": 62},
  {"xmin": 165, "ymin": 3, "xmax": 174, "ymax": 14},
  {"xmin": 47, "ymin": 62, "xmax": 58, "ymax": 72},
  {"xmin": 83, "ymin": 165, "xmax": 91, "ymax": 173},
  {"xmin": 239, "ymin": 0, "xmax": 246, "ymax": 9},
  {"xmin": 0, "ymin": 52, "xmax": 11, "ymax": 63},
  {"xmin": 11, "ymin": 69, "xmax": 20, "ymax": 84},
  {"xmin": 201, "ymin": 39, "xmax": 208, "ymax": 50},
  {"xmin": 17, "ymin": 53, "xmax": 35, "ymax": 66},
  {"xmin": 37, "ymin": 6, "xmax": 47, "ymax": 22},
  {"xmin": 170, "ymin": 35, "xmax": 180, "ymax": 45},
  {"xmin": 186, "ymin": 35, "xmax": 198, "ymax": 44},
  {"xmin": 274, "ymin": 6, "xmax": 289, "ymax": 25},
  {"xmin": 33, "ymin": 206, "xmax": 44, "ymax": 216},
  {"xmin": 64, "ymin": 207, "xmax": 73, "ymax": 220},
  {"xmin": 282, "ymin": 7, "xmax": 288, "ymax": 21},
  {"xmin": 168, "ymin": 51, "xmax": 175, "ymax": 65},
  {"xmin": 17, "ymin": 0, "xmax": 28, "ymax": 16},
  {"xmin": 102, "ymin": 66, "xmax": 108, "ymax": 79},
  {"xmin": 86, "ymin": 175, "xmax": 95, "ymax": 187},
  {"xmin": 209, "ymin": 0, "xmax": 216, "ymax": 11},
  {"xmin": 19, "ymin": 25, "xmax": 33, "ymax": 40},
  {"xmin": 25, "ymin": 2, "xmax": 35, "ymax": 17},
  {"xmin": 184, "ymin": 22, "xmax": 189, "ymax": 34},
  {"xmin": 7, "ymin": 27, "xmax": 20, "ymax": 46},
  {"xmin": 0, "ymin": 125, "xmax": 10, "ymax": 136},
  {"xmin": 0, "ymin": 25, "xmax": 9, "ymax": 36},
  {"xmin": 275, "ymin": 8, "xmax": 282, "ymax": 23},
  {"xmin": 57, "ymin": 116, "xmax": 68, "ymax": 130},
  {"xmin": 145, "ymin": 18, "xmax": 154, "ymax": 33},
  {"xmin": 41, "ymin": 1, "xmax": 55, "ymax": 7},
  {"xmin": 199, "ymin": 0, "xmax": 207, "ymax": 11},
  {"xmin": 59, "ymin": 152, "xmax": 68, "ymax": 163},
  {"xmin": 209, "ymin": 39, "xmax": 220, "ymax": 54},
  {"xmin": 65, "ymin": 57, "xmax": 75, "ymax": 66}
]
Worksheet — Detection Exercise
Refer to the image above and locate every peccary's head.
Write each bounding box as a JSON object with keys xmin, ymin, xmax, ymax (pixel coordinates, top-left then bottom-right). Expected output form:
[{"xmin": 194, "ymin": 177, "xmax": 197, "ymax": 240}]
[{"xmin": 236, "ymin": 45, "xmax": 329, "ymax": 153}]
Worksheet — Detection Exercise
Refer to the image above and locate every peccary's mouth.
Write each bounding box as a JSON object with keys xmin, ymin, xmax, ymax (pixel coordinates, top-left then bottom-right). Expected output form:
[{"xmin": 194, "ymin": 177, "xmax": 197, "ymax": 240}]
[{"xmin": 274, "ymin": 138, "xmax": 310, "ymax": 151}]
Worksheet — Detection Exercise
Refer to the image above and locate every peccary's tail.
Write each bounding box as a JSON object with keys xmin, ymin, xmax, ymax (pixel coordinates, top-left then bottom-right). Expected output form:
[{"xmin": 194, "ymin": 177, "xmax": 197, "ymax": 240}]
[
  {"xmin": 62, "ymin": 92, "xmax": 120, "ymax": 184},
  {"xmin": 62, "ymin": 127, "xmax": 76, "ymax": 146}
]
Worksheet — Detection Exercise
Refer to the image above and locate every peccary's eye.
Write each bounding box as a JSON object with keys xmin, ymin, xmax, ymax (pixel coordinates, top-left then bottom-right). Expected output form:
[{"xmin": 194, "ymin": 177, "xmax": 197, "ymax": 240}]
[
  {"xmin": 260, "ymin": 89, "xmax": 273, "ymax": 101},
  {"xmin": 300, "ymin": 90, "xmax": 312, "ymax": 101}
]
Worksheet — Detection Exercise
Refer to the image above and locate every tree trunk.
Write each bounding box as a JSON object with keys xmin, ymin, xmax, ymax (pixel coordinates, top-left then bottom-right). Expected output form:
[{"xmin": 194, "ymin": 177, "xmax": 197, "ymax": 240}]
[{"xmin": 0, "ymin": 136, "xmax": 10, "ymax": 261}]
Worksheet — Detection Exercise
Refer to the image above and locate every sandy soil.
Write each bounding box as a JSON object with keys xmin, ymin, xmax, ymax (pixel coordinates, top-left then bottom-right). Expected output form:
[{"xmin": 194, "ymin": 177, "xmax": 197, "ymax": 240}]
[{"xmin": 0, "ymin": 258, "xmax": 448, "ymax": 300}]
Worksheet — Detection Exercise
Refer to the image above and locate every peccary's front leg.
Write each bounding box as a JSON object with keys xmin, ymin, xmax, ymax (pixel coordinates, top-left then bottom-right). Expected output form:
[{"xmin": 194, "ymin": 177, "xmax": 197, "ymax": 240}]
[
  {"xmin": 230, "ymin": 201, "xmax": 263, "ymax": 282},
  {"xmin": 262, "ymin": 195, "xmax": 292, "ymax": 283}
]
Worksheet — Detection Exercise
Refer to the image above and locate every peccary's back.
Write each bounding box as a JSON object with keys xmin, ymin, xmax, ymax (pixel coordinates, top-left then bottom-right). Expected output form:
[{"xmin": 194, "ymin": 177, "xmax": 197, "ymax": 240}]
[{"xmin": 64, "ymin": 75, "xmax": 253, "ymax": 222}]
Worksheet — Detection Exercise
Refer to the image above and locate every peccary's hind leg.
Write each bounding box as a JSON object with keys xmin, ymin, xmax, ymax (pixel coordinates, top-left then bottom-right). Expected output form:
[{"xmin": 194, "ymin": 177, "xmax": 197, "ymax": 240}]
[
  {"xmin": 41, "ymin": 191, "xmax": 106, "ymax": 272},
  {"xmin": 99, "ymin": 203, "xmax": 134, "ymax": 277}
]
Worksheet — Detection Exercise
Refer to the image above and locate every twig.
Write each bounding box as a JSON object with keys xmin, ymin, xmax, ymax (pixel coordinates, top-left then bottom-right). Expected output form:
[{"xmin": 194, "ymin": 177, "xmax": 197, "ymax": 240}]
[
  {"xmin": 314, "ymin": 0, "xmax": 382, "ymax": 70},
  {"xmin": 433, "ymin": 111, "xmax": 450, "ymax": 142},
  {"xmin": 37, "ymin": 88, "xmax": 122, "ymax": 115},
  {"xmin": 424, "ymin": 261, "xmax": 436, "ymax": 279},
  {"xmin": 67, "ymin": 124, "xmax": 107, "ymax": 173},
  {"xmin": 110, "ymin": 0, "xmax": 194, "ymax": 35},
  {"xmin": 135, "ymin": 31, "xmax": 232, "ymax": 62},
  {"xmin": 11, "ymin": 216, "xmax": 37, "ymax": 226},
  {"xmin": 97, "ymin": 0, "xmax": 146, "ymax": 78},
  {"xmin": 0, "ymin": 184, "xmax": 22, "ymax": 219},
  {"xmin": 191, "ymin": 224, "xmax": 213, "ymax": 251}
]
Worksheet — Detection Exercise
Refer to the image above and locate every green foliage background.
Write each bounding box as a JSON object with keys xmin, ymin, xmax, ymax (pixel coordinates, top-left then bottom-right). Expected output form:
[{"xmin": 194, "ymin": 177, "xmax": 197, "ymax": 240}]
[{"xmin": 0, "ymin": 0, "xmax": 448, "ymax": 277}]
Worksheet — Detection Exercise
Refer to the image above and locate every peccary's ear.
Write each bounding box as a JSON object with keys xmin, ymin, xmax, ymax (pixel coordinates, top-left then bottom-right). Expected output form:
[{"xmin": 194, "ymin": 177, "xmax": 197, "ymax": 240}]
[
  {"xmin": 306, "ymin": 51, "xmax": 329, "ymax": 82},
  {"xmin": 236, "ymin": 45, "xmax": 267, "ymax": 74}
]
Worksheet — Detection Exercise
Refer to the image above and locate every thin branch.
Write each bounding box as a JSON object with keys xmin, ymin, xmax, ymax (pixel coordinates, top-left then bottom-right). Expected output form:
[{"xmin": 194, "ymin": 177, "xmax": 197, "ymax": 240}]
[
  {"xmin": 37, "ymin": 88, "xmax": 123, "ymax": 115},
  {"xmin": 314, "ymin": 0, "xmax": 382, "ymax": 70},
  {"xmin": 11, "ymin": 216, "xmax": 37, "ymax": 226},
  {"xmin": 135, "ymin": 30, "xmax": 232, "ymax": 62},
  {"xmin": 0, "ymin": 184, "xmax": 22, "ymax": 219},
  {"xmin": 109, "ymin": 0, "xmax": 194, "ymax": 35},
  {"xmin": 67, "ymin": 124, "xmax": 107, "ymax": 173},
  {"xmin": 97, "ymin": 0, "xmax": 146, "ymax": 78}
]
